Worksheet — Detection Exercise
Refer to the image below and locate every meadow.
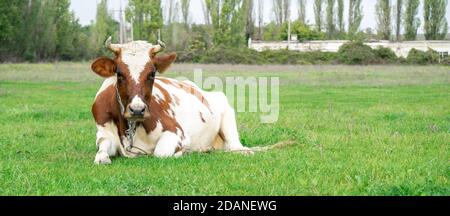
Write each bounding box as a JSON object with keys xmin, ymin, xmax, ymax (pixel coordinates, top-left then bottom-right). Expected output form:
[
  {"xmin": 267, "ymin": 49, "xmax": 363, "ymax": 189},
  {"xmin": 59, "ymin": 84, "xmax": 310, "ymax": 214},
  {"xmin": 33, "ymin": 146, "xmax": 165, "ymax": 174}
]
[{"xmin": 0, "ymin": 63, "xmax": 448, "ymax": 195}]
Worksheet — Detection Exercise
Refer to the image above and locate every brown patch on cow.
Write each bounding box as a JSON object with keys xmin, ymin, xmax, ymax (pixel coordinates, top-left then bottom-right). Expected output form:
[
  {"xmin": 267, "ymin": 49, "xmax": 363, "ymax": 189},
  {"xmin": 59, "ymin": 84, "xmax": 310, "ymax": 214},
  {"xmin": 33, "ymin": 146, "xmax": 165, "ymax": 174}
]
[
  {"xmin": 92, "ymin": 85, "xmax": 127, "ymax": 139},
  {"xmin": 175, "ymin": 141, "xmax": 183, "ymax": 153},
  {"xmin": 91, "ymin": 57, "xmax": 116, "ymax": 78},
  {"xmin": 141, "ymin": 82, "xmax": 185, "ymax": 139},
  {"xmin": 153, "ymin": 53, "xmax": 177, "ymax": 73},
  {"xmin": 157, "ymin": 77, "xmax": 211, "ymax": 112},
  {"xmin": 212, "ymin": 134, "xmax": 224, "ymax": 150},
  {"xmin": 199, "ymin": 112, "xmax": 206, "ymax": 123}
]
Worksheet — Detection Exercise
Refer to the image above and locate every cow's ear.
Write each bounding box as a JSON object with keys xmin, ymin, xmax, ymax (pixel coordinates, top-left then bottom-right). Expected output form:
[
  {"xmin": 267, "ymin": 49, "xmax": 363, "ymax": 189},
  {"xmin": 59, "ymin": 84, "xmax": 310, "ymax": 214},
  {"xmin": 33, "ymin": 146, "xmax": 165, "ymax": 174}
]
[
  {"xmin": 153, "ymin": 53, "xmax": 177, "ymax": 74},
  {"xmin": 91, "ymin": 57, "xmax": 116, "ymax": 78}
]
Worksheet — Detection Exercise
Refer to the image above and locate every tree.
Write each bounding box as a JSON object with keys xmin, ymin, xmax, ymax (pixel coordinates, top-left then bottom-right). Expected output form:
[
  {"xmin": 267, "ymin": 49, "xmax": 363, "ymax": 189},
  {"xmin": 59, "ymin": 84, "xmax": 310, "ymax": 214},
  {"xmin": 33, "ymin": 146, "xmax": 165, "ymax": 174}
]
[
  {"xmin": 314, "ymin": 0, "xmax": 324, "ymax": 31},
  {"xmin": 257, "ymin": 0, "xmax": 264, "ymax": 39},
  {"xmin": 204, "ymin": 0, "xmax": 249, "ymax": 47},
  {"xmin": 181, "ymin": 0, "xmax": 190, "ymax": 28},
  {"xmin": 326, "ymin": 0, "xmax": 336, "ymax": 39},
  {"xmin": 164, "ymin": 0, "xmax": 180, "ymax": 50},
  {"xmin": 93, "ymin": 0, "xmax": 117, "ymax": 55},
  {"xmin": 281, "ymin": 20, "xmax": 325, "ymax": 40},
  {"xmin": 126, "ymin": 0, "xmax": 163, "ymax": 42},
  {"xmin": 337, "ymin": 0, "xmax": 344, "ymax": 33},
  {"xmin": 376, "ymin": 0, "xmax": 392, "ymax": 40},
  {"xmin": 403, "ymin": 0, "xmax": 420, "ymax": 40},
  {"xmin": 273, "ymin": 0, "xmax": 290, "ymax": 25},
  {"xmin": 394, "ymin": 0, "xmax": 403, "ymax": 41},
  {"xmin": 348, "ymin": 0, "xmax": 363, "ymax": 39},
  {"xmin": 0, "ymin": 0, "xmax": 28, "ymax": 60},
  {"xmin": 246, "ymin": 0, "xmax": 255, "ymax": 41},
  {"xmin": 0, "ymin": 0, "xmax": 93, "ymax": 62},
  {"xmin": 298, "ymin": 0, "xmax": 306, "ymax": 24},
  {"xmin": 424, "ymin": 0, "xmax": 448, "ymax": 40}
]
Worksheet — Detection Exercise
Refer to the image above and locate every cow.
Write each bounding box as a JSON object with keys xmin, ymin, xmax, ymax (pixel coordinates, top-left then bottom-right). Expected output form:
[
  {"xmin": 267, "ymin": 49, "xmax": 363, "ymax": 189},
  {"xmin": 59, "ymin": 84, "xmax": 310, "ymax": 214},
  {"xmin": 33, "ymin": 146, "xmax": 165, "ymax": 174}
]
[{"xmin": 90, "ymin": 37, "xmax": 253, "ymax": 164}]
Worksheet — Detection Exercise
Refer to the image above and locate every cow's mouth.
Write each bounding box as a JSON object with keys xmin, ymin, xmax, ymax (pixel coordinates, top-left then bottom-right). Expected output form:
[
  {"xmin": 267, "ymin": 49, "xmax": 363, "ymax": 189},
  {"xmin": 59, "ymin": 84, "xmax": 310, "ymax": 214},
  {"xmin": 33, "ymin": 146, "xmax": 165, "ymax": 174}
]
[{"xmin": 124, "ymin": 110, "xmax": 150, "ymax": 122}]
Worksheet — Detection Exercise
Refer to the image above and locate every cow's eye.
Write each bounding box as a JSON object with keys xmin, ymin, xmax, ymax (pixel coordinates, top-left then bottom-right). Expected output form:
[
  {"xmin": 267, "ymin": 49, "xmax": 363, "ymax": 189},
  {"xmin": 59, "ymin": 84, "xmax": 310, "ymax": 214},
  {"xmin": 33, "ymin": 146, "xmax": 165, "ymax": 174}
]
[
  {"xmin": 147, "ymin": 72, "xmax": 155, "ymax": 81},
  {"xmin": 117, "ymin": 71, "xmax": 125, "ymax": 82}
]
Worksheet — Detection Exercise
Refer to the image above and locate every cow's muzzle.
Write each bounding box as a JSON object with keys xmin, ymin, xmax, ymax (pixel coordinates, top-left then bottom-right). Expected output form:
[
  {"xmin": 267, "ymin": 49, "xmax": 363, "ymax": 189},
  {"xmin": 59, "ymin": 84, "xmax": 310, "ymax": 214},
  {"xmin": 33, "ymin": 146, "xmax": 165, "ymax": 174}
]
[{"xmin": 124, "ymin": 96, "xmax": 150, "ymax": 121}]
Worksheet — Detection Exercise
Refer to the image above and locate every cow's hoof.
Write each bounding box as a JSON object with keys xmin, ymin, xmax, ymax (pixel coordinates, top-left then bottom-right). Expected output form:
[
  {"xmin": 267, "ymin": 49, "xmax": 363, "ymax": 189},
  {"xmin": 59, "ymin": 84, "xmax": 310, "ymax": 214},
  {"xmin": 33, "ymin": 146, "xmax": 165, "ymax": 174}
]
[{"xmin": 94, "ymin": 152, "xmax": 112, "ymax": 165}]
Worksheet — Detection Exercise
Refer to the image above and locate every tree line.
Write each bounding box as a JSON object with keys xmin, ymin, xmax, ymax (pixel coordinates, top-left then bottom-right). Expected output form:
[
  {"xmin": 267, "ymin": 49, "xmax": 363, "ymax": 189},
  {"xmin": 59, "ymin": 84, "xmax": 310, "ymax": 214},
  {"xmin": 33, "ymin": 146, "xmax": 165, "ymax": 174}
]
[{"xmin": 0, "ymin": 0, "xmax": 448, "ymax": 62}]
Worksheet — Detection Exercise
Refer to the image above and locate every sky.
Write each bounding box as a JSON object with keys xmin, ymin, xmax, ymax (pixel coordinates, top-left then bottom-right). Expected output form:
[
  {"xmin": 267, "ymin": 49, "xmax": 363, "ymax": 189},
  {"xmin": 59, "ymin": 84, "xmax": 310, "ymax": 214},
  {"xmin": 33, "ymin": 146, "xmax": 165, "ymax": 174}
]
[{"xmin": 70, "ymin": 0, "xmax": 450, "ymax": 33}]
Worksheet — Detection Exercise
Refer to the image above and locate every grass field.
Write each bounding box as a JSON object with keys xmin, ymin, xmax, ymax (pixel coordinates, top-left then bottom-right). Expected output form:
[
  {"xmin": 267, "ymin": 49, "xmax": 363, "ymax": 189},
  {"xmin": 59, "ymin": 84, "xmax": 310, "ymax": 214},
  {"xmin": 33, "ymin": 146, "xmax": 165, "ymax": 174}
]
[{"xmin": 0, "ymin": 63, "xmax": 449, "ymax": 195}]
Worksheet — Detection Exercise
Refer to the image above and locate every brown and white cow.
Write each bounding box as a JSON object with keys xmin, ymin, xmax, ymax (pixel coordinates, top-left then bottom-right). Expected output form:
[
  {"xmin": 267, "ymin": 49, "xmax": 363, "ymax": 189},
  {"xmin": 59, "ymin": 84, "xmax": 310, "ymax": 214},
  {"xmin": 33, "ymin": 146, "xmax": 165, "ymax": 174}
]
[{"xmin": 91, "ymin": 38, "xmax": 252, "ymax": 164}]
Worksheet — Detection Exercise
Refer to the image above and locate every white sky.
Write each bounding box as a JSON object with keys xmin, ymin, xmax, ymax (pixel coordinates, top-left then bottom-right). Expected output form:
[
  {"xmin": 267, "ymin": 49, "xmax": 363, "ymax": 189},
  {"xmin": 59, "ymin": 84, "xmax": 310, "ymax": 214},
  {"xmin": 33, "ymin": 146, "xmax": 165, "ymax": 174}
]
[{"xmin": 70, "ymin": 0, "xmax": 450, "ymax": 33}]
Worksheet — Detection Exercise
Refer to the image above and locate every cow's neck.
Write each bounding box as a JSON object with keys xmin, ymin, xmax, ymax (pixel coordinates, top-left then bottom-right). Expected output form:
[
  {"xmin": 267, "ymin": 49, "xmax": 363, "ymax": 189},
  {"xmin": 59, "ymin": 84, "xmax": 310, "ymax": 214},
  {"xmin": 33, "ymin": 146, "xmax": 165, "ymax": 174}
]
[{"xmin": 114, "ymin": 85, "xmax": 147, "ymax": 156}]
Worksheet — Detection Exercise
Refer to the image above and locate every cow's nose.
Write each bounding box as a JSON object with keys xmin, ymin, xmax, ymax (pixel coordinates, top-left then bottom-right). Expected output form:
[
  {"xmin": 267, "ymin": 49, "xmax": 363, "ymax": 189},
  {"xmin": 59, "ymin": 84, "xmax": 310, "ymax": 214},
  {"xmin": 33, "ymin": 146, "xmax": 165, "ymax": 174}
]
[{"xmin": 129, "ymin": 106, "xmax": 146, "ymax": 116}]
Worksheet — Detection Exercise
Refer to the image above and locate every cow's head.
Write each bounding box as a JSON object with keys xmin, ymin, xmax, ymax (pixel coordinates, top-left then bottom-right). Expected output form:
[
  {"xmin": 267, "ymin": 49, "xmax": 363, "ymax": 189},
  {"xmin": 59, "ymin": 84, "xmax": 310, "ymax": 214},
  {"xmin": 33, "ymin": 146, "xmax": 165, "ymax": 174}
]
[{"xmin": 91, "ymin": 37, "xmax": 176, "ymax": 121}]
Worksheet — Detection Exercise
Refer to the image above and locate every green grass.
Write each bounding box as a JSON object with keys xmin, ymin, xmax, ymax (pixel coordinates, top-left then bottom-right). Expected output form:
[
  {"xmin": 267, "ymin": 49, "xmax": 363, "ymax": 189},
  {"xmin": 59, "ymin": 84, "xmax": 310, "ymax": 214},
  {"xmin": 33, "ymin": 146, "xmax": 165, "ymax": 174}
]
[{"xmin": 0, "ymin": 63, "xmax": 449, "ymax": 195}]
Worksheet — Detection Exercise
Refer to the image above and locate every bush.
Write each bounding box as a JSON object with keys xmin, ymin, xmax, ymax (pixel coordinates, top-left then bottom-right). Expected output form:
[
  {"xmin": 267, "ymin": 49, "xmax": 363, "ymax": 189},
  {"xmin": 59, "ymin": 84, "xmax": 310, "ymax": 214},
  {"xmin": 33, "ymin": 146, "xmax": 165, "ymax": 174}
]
[
  {"xmin": 337, "ymin": 41, "xmax": 376, "ymax": 65},
  {"xmin": 406, "ymin": 48, "xmax": 439, "ymax": 65},
  {"xmin": 175, "ymin": 44, "xmax": 444, "ymax": 65},
  {"xmin": 199, "ymin": 46, "xmax": 268, "ymax": 64},
  {"xmin": 175, "ymin": 46, "xmax": 338, "ymax": 65},
  {"xmin": 373, "ymin": 46, "xmax": 398, "ymax": 63}
]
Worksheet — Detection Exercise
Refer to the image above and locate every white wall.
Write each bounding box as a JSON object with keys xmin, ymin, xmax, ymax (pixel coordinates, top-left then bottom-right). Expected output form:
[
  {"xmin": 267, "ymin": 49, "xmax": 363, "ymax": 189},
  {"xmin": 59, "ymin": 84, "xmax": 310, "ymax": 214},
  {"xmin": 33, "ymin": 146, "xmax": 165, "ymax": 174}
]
[{"xmin": 249, "ymin": 40, "xmax": 450, "ymax": 57}]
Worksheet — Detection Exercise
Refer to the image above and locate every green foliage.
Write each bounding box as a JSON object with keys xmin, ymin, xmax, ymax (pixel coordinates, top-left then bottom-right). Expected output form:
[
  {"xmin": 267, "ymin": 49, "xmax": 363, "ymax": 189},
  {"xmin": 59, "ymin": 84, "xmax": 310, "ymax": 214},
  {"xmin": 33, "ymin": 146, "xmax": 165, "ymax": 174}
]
[
  {"xmin": 176, "ymin": 46, "xmax": 337, "ymax": 65},
  {"xmin": 201, "ymin": 46, "xmax": 267, "ymax": 64},
  {"xmin": 348, "ymin": 0, "xmax": 363, "ymax": 39},
  {"xmin": 205, "ymin": 0, "xmax": 249, "ymax": 47},
  {"xmin": 394, "ymin": 0, "xmax": 403, "ymax": 41},
  {"xmin": 337, "ymin": 0, "xmax": 345, "ymax": 33},
  {"xmin": 403, "ymin": 0, "xmax": 421, "ymax": 40},
  {"xmin": 0, "ymin": 0, "xmax": 94, "ymax": 62},
  {"xmin": 92, "ymin": 0, "xmax": 118, "ymax": 56},
  {"xmin": 314, "ymin": 0, "xmax": 324, "ymax": 32},
  {"xmin": 376, "ymin": 0, "xmax": 392, "ymax": 40},
  {"xmin": 406, "ymin": 48, "xmax": 440, "ymax": 64},
  {"xmin": 280, "ymin": 21, "xmax": 325, "ymax": 41},
  {"xmin": 262, "ymin": 22, "xmax": 282, "ymax": 41},
  {"xmin": 126, "ymin": 0, "xmax": 163, "ymax": 42},
  {"xmin": 373, "ymin": 46, "xmax": 398, "ymax": 63},
  {"xmin": 423, "ymin": 0, "xmax": 448, "ymax": 40},
  {"xmin": 326, "ymin": 0, "xmax": 336, "ymax": 39},
  {"xmin": 337, "ymin": 41, "xmax": 376, "ymax": 64}
]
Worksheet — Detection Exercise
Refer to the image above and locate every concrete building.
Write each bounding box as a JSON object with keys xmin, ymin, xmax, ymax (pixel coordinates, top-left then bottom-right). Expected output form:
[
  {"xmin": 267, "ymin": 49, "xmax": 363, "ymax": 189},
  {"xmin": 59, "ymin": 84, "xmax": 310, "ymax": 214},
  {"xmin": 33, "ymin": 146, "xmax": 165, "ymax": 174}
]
[{"xmin": 248, "ymin": 40, "xmax": 450, "ymax": 58}]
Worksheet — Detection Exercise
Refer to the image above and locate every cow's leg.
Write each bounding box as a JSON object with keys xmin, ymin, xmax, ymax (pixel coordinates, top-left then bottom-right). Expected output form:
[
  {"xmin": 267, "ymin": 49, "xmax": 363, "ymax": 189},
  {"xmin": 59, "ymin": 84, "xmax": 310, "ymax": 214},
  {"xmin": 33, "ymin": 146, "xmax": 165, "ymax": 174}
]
[
  {"xmin": 154, "ymin": 132, "xmax": 183, "ymax": 158},
  {"xmin": 94, "ymin": 122, "xmax": 120, "ymax": 164},
  {"xmin": 220, "ymin": 105, "xmax": 253, "ymax": 154}
]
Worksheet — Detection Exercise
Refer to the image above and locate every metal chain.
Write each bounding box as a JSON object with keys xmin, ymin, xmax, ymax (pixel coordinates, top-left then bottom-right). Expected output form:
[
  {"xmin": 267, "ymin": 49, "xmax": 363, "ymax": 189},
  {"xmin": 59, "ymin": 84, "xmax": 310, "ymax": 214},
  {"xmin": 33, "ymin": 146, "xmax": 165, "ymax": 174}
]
[{"xmin": 115, "ymin": 84, "xmax": 147, "ymax": 155}]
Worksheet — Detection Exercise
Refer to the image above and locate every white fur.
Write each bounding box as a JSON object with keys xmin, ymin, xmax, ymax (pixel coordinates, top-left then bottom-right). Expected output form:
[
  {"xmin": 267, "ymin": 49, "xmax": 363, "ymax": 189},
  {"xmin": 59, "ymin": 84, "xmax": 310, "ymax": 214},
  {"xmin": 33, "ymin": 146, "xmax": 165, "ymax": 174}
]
[
  {"xmin": 153, "ymin": 131, "xmax": 182, "ymax": 158},
  {"xmin": 94, "ymin": 122, "xmax": 120, "ymax": 164},
  {"xmin": 95, "ymin": 76, "xmax": 116, "ymax": 99},
  {"xmin": 119, "ymin": 41, "xmax": 153, "ymax": 84},
  {"xmin": 130, "ymin": 95, "xmax": 146, "ymax": 111}
]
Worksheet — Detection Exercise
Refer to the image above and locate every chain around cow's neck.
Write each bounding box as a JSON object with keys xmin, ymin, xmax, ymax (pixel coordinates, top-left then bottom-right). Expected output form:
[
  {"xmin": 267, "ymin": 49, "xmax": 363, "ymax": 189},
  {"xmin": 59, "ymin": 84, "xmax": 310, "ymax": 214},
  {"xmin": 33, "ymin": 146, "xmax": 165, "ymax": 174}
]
[
  {"xmin": 115, "ymin": 85, "xmax": 139, "ymax": 154},
  {"xmin": 114, "ymin": 72, "xmax": 157, "ymax": 155}
]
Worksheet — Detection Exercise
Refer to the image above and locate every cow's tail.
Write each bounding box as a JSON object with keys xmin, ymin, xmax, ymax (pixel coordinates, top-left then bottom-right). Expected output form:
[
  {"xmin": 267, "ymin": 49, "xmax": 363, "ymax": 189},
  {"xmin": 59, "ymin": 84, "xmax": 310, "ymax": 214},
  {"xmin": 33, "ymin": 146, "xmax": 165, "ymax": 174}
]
[{"xmin": 248, "ymin": 140, "xmax": 297, "ymax": 152}]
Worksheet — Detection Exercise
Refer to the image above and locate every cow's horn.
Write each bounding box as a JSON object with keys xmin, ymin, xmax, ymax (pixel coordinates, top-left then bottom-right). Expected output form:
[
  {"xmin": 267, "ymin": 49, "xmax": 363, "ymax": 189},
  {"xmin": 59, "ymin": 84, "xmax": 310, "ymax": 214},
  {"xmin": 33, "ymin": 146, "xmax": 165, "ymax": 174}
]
[
  {"xmin": 152, "ymin": 39, "xmax": 166, "ymax": 54},
  {"xmin": 104, "ymin": 36, "xmax": 121, "ymax": 52}
]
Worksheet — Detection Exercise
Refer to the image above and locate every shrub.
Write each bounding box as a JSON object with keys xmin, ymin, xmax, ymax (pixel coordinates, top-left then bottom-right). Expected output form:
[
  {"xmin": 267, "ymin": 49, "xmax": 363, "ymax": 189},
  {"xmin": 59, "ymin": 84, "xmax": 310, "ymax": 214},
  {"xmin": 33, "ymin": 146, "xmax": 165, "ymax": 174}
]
[
  {"xmin": 199, "ymin": 46, "xmax": 268, "ymax": 64},
  {"xmin": 407, "ymin": 49, "xmax": 427, "ymax": 64},
  {"xmin": 337, "ymin": 41, "xmax": 376, "ymax": 65},
  {"xmin": 406, "ymin": 48, "xmax": 439, "ymax": 65},
  {"xmin": 425, "ymin": 49, "xmax": 440, "ymax": 64},
  {"xmin": 373, "ymin": 46, "xmax": 398, "ymax": 63}
]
